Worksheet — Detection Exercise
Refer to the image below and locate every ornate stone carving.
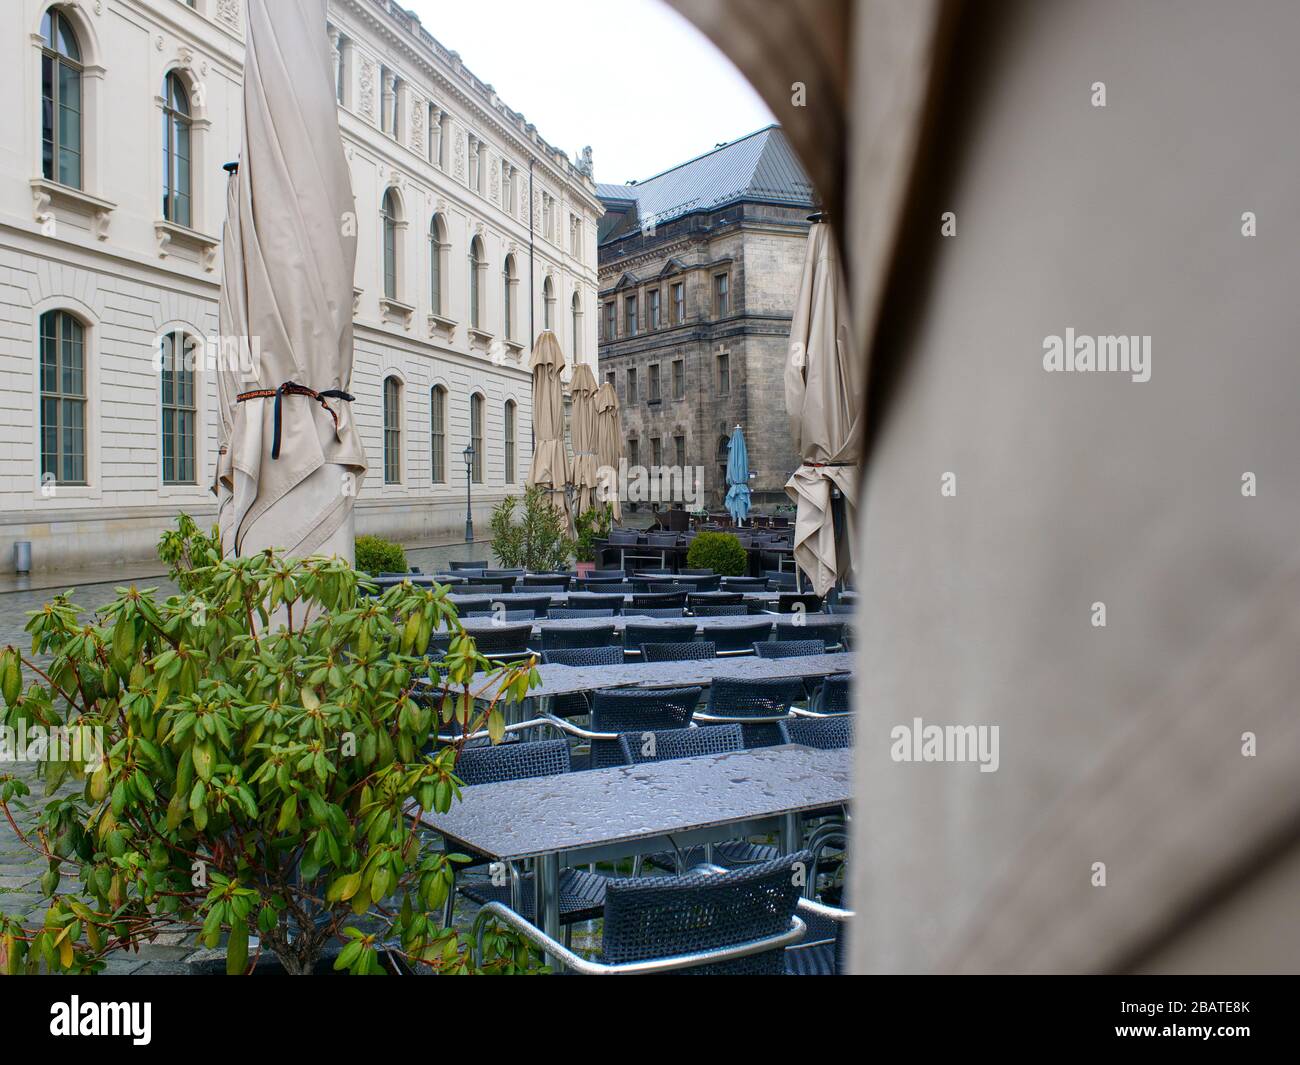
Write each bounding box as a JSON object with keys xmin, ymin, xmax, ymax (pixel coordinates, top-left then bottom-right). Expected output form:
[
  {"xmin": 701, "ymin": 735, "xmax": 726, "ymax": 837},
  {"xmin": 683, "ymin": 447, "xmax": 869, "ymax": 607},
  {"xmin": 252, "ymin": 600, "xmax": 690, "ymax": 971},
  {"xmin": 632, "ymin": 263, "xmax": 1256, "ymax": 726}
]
[
  {"xmin": 216, "ymin": 0, "xmax": 241, "ymax": 30},
  {"xmin": 359, "ymin": 57, "xmax": 376, "ymax": 122},
  {"xmin": 409, "ymin": 96, "xmax": 425, "ymax": 153},
  {"xmin": 454, "ymin": 131, "xmax": 465, "ymax": 180}
]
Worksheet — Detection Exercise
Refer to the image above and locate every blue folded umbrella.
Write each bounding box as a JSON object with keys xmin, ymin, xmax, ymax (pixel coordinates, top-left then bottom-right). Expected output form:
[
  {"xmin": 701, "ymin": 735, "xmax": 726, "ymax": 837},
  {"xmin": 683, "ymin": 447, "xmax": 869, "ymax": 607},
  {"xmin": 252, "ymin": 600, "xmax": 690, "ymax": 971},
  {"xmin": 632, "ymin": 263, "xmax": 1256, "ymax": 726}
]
[{"xmin": 724, "ymin": 426, "xmax": 751, "ymax": 522}]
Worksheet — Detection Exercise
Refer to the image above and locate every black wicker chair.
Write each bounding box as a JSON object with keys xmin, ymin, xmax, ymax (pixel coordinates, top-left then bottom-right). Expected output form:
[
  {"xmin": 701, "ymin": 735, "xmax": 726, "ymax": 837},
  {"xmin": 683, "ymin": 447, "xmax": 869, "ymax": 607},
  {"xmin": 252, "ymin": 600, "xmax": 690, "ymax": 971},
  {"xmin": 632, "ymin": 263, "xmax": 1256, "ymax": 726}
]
[
  {"xmin": 588, "ymin": 687, "xmax": 702, "ymax": 768},
  {"xmin": 566, "ymin": 593, "xmax": 625, "ymax": 613},
  {"xmin": 647, "ymin": 582, "xmax": 686, "ymax": 594},
  {"xmin": 541, "ymin": 645, "xmax": 624, "ymax": 721},
  {"xmin": 466, "ymin": 575, "xmax": 517, "ymax": 593},
  {"xmin": 764, "ymin": 570, "xmax": 797, "ymax": 591},
  {"xmin": 690, "ymin": 603, "xmax": 748, "ymax": 617},
  {"xmin": 826, "ymin": 602, "xmax": 856, "ymax": 615},
  {"xmin": 689, "ymin": 591, "xmax": 743, "ymax": 608},
  {"xmin": 539, "ymin": 624, "xmax": 617, "ymax": 651},
  {"xmin": 548, "ymin": 607, "xmax": 617, "ymax": 619},
  {"xmin": 449, "ymin": 559, "xmax": 489, "ymax": 571},
  {"xmin": 703, "ymin": 676, "xmax": 805, "ymax": 748},
  {"xmin": 780, "ymin": 715, "xmax": 853, "ymax": 750},
  {"xmin": 777, "ymin": 621, "xmax": 845, "ymax": 649},
  {"xmin": 520, "ymin": 574, "xmax": 572, "ymax": 590},
  {"xmin": 678, "ymin": 567, "xmax": 714, "ymax": 576},
  {"xmin": 584, "ymin": 569, "xmax": 626, "ymax": 582},
  {"xmin": 459, "ymin": 583, "xmax": 504, "ymax": 595},
  {"xmin": 618, "ymin": 723, "xmax": 743, "ymax": 765},
  {"xmin": 497, "ymin": 594, "xmax": 553, "ymax": 619},
  {"xmin": 449, "ymin": 741, "xmax": 607, "ymax": 928},
  {"xmin": 754, "ymin": 639, "xmax": 827, "ymax": 659},
  {"xmin": 720, "ymin": 576, "xmax": 769, "ymax": 592},
  {"xmin": 811, "ymin": 673, "xmax": 851, "ymax": 715},
  {"xmin": 631, "ymin": 606, "xmax": 685, "ymax": 618},
  {"xmin": 640, "ymin": 641, "xmax": 716, "ymax": 663},
  {"xmin": 469, "ymin": 624, "xmax": 534, "ymax": 660},
  {"xmin": 710, "ymin": 618, "xmax": 774, "ymax": 655},
  {"xmin": 623, "ymin": 621, "xmax": 697, "ymax": 658},
  {"xmin": 778, "ymin": 592, "xmax": 824, "ymax": 614},
  {"xmin": 448, "ymin": 596, "xmax": 491, "ymax": 615},
  {"xmin": 631, "ymin": 591, "xmax": 688, "ymax": 609}
]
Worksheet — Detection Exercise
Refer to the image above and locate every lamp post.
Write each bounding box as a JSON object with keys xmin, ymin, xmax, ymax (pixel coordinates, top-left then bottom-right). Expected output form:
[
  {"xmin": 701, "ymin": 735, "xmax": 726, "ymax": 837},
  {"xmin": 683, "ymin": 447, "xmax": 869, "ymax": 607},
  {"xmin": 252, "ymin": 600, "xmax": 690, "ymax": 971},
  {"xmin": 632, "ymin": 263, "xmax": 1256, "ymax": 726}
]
[{"xmin": 463, "ymin": 443, "xmax": 475, "ymax": 543}]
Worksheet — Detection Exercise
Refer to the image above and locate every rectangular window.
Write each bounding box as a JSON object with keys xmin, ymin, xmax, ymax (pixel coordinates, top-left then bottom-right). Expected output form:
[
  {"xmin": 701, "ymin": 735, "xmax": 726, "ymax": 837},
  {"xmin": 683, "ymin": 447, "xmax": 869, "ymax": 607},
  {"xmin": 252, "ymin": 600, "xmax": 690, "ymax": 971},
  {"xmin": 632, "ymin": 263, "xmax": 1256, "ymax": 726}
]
[
  {"xmin": 714, "ymin": 273, "xmax": 730, "ymax": 317},
  {"xmin": 672, "ymin": 281, "xmax": 685, "ymax": 324},
  {"xmin": 625, "ymin": 294, "xmax": 638, "ymax": 337},
  {"xmin": 648, "ymin": 288, "xmax": 661, "ymax": 330},
  {"xmin": 648, "ymin": 363, "xmax": 661, "ymax": 402},
  {"xmin": 471, "ymin": 395, "xmax": 484, "ymax": 483},
  {"xmin": 39, "ymin": 311, "xmax": 86, "ymax": 485},
  {"xmin": 603, "ymin": 302, "xmax": 616, "ymax": 340},
  {"xmin": 383, "ymin": 378, "xmax": 401, "ymax": 484},
  {"xmin": 627, "ymin": 437, "xmax": 639, "ymax": 469},
  {"xmin": 605, "ymin": 371, "xmax": 615, "ymax": 390},
  {"xmin": 672, "ymin": 359, "xmax": 684, "ymax": 399},
  {"xmin": 430, "ymin": 386, "xmax": 446, "ymax": 483},
  {"xmin": 504, "ymin": 402, "xmax": 516, "ymax": 484},
  {"xmin": 651, "ymin": 436, "xmax": 662, "ymax": 467},
  {"xmin": 626, "ymin": 367, "xmax": 638, "ymax": 403},
  {"xmin": 717, "ymin": 351, "xmax": 730, "ymax": 394},
  {"xmin": 161, "ymin": 332, "xmax": 196, "ymax": 485},
  {"xmin": 674, "ymin": 433, "xmax": 686, "ymax": 467}
]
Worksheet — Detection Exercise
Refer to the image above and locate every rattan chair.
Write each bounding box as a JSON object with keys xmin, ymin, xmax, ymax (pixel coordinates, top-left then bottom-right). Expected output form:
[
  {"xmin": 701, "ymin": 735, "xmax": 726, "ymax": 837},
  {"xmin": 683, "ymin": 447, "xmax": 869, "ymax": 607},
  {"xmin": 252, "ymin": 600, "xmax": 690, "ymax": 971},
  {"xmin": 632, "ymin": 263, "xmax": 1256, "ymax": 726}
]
[
  {"xmin": 449, "ymin": 559, "xmax": 489, "ymax": 571},
  {"xmin": 811, "ymin": 673, "xmax": 851, "ymax": 715},
  {"xmin": 623, "ymin": 622, "xmax": 698, "ymax": 658},
  {"xmin": 710, "ymin": 618, "xmax": 774, "ymax": 654},
  {"xmin": 777, "ymin": 621, "xmax": 845, "ymax": 649},
  {"xmin": 778, "ymin": 592, "xmax": 824, "ymax": 614},
  {"xmin": 588, "ymin": 687, "xmax": 702, "ymax": 768},
  {"xmin": 541, "ymin": 645, "xmax": 624, "ymax": 720},
  {"xmin": 469, "ymin": 624, "xmax": 534, "ymax": 660},
  {"xmin": 640, "ymin": 641, "xmax": 715, "ymax": 663},
  {"xmin": 630, "ymin": 607, "xmax": 685, "ymax": 618},
  {"xmin": 631, "ymin": 591, "xmax": 688, "ymax": 609},
  {"xmin": 754, "ymin": 639, "xmax": 827, "ymax": 659},
  {"xmin": 466, "ymin": 575, "xmax": 517, "ymax": 592},
  {"xmin": 689, "ymin": 592, "xmax": 743, "ymax": 608},
  {"xmin": 497, "ymin": 594, "xmax": 553, "ymax": 619},
  {"xmin": 720, "ymin": 576, "xmax": 769, "ymax": 592},
  {"xmin": 618, "ymin": 723, "xmax": 743, "ymax": 765},
  {"xmin": 539, "ymin": 624, "xmax": 617, "ymax": 651},
  {"xmin": 548, "ymin": 608, "xmax": 617, "ymax": 619},
  {"xmin": 520, "ymin": 574, "xmax": 572, "ymax": 590},
  {"xmin": 691, "ymin": 604, "xmax": 749, "ymax": 617},
  {"xmin": 703, "ymin": 676, "xmax": 806, "ymax": 748},
  {"xmin": 566, "ymin": 593, "xmax": 625, "ymax": 613},
  {"xmin": 780, "ymin": 714, "xmax": 853, "ymax": 750}
]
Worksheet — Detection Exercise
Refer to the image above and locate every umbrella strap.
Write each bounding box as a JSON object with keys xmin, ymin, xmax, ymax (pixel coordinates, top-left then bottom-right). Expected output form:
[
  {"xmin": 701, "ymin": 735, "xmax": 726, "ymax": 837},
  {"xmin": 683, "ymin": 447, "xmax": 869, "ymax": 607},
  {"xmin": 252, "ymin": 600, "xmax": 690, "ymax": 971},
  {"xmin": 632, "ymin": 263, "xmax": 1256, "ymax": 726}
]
[
  {"xmin": 802, "ymin": 461, "xmax": 854, "ymax": 468},
  {"xmin": 236, "ymin": 382, "xmax": 355, "ymax": 459}
]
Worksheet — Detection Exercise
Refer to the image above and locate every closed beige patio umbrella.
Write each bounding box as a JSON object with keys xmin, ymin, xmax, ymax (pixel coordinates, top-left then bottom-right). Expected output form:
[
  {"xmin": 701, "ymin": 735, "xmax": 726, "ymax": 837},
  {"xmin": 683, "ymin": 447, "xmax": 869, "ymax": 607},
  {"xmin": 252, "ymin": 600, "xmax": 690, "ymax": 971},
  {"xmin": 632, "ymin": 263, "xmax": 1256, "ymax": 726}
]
[
  {"xmin": 784, "ymin": 219, "xmax": 860, "ymax": 596},
  {"xmin": 525, "ymin": 330, "xmax": 570, "ymax": 524},
  {"xmin": 594, "ymin": 380, "xmax": 624, "ymax": 523},
  {"xmin": 215, "ymin": 0, "xmax": 366, "ymax": 564},
  {"xmin": 568, "ymin": 362, "xmax": 600, "ymax": 518}
]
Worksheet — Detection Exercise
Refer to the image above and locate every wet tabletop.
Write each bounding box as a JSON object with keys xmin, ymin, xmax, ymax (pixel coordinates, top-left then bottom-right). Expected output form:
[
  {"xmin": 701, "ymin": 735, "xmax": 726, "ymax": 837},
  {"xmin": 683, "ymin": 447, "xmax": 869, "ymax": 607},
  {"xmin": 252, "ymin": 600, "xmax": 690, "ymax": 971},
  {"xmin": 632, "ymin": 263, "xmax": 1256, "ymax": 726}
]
[
  {"xmin": 457, "ymin": 612, "xmax": 851, "ymax": 635},
  {"xmin": 417, "ymin": 745, "xmax": 851, "ymax": 861},
  {"xmin": 483, "ymin": 651, "xmax": 855, "ymax": 698}
]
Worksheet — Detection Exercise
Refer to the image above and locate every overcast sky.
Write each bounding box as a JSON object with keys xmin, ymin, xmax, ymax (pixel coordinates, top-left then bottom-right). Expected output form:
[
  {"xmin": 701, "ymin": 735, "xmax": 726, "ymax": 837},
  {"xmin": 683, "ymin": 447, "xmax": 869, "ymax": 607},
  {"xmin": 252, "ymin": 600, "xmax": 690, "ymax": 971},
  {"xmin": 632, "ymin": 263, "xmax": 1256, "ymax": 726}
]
[{"xmin": 404, "ymin": 0, "xmax": 775, "ymax": 186}]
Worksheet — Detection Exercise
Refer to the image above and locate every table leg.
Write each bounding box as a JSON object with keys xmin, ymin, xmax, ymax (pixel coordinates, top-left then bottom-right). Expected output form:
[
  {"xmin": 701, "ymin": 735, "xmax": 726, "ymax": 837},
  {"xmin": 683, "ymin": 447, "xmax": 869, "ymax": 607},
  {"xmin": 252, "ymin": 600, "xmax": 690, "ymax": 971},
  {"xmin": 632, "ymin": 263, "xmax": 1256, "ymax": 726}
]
[
  {"xmin": 780, "ymin": 812, "xmax": 801, "ymax": 857},
  {"xmin": 534, "ymin": 851, "xmax": 562, "ymax": 970}
]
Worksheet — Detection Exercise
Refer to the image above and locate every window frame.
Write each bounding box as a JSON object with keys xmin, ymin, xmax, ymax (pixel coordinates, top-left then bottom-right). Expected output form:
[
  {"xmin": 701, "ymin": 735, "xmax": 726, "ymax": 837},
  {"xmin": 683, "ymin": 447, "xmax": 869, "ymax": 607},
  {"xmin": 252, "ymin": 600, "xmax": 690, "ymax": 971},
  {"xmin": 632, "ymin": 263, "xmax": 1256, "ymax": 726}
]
[
  {"xmin": 40, "ymin": 8, "xmax": 84, "ymax": 189},
  {"xmin": 161, "ymin": 72, "xmax": 192, "ymax": 228},
  {"xmin": 382, "ymin": 375, "xmax": 402, "ymax": 484},
  {"xmin": 38, "ymin": 308, "xmax": 87, "ymax": 486},
  {"xmin": 160, "ymin": 330, "xmax": 197, "ymax": 486},
  {"xmin": 430, "ymin": 384, "xmax": 447, "ymax": 484}
]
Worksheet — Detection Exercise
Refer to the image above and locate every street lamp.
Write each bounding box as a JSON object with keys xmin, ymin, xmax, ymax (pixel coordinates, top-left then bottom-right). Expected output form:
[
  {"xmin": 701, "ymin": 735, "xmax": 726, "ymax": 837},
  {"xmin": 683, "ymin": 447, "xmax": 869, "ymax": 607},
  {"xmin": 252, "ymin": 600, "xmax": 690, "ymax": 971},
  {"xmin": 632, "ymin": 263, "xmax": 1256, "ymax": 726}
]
[{"xmin": 462, "ymin": 443, "xmax": 475, "ymax": 543}]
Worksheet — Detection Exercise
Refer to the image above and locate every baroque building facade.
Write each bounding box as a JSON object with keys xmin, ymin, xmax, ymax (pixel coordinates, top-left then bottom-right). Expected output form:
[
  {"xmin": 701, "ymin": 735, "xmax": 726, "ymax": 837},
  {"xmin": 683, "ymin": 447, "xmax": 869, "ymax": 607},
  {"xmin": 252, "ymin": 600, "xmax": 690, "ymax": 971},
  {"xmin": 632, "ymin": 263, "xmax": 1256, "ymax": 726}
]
[
  {"xmin": 0, "ymin": 0, "xmax": 601, "ymax": 573},
  {"xmin": 596, "ymin": 126, "xmax": 814, "ymax": 510}
]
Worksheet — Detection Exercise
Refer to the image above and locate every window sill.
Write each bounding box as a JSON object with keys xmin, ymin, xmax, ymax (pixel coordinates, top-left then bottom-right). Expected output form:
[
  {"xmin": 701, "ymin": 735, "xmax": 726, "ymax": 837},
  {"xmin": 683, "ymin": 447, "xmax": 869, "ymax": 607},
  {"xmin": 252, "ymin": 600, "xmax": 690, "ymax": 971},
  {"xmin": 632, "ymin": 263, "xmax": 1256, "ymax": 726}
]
[
  {"xmin": 31, "ymin": 179, "xmax": 116, "ymax": 241},
  {"xmin": 427, "ymin": 312, "xmax": 457, "ymax": 341},
  {"xmin": 155, "ymin": 219, "xmax": 220, "ymax": 271},
  {"xmin": 467, "ymin": 326, "xmax": 495, "ymax": 350},
  {"xmin": 380, "ymin": 296, "xmax": 416, "ymax": 328}
]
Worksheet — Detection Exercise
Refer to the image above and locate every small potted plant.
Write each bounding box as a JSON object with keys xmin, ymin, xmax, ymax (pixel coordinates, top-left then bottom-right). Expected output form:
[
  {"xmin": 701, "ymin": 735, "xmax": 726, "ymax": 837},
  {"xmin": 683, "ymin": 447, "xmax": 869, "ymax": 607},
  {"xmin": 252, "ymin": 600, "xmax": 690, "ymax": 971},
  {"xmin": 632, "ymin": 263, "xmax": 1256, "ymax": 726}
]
[{"xmin": 573, "ymin": 502, "xmax": 612, "ymax": 578}]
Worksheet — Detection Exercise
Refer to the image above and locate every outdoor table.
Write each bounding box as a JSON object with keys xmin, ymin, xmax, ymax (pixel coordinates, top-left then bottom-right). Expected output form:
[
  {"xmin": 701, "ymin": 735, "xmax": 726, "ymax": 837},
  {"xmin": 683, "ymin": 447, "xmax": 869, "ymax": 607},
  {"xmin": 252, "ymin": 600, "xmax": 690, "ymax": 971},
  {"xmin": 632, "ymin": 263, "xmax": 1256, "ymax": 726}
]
[
  {"xmin": 369, "ymin": 573, "xmax": 465, "ymax": 587},
  {"xmin": 447, "ymin": 590, "xmax": 783, "ymax": 608},
  {"xmin": 457, "ymin": 612, "xmax": 851, "ymax": 637},
  {"xmin": 413, "ymin": 744, "xmax": 851, "ymax": 967}
]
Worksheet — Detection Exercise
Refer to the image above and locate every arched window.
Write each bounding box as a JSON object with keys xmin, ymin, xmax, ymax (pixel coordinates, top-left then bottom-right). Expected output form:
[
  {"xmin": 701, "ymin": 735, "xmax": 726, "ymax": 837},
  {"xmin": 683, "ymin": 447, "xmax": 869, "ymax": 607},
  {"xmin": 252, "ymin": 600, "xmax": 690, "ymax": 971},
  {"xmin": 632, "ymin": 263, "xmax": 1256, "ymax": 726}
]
[
  {"xmin": 429, "ymin": 213, "xmax": 446, "ymax": 317},
  {"xmin": 162, "ymin": 73, "xmax": 192, "ymax": 227},
  {"xmin": 542, "ymin": 276, "xmax": 555, "ymax": 330},
  {"xmin": 383, "ymin": 375, "xmax": 402, "ymax": 483},
  {"xmin": 40, "ymin": 7, "xmax": 83, "ymax": 188},
  {"xmin": 468, "ymin": 236, "xmax": 484, "ymax": 329},
  {"xmin": 470, "ymin": 393, "xmax": 484, "ymax": 483},
  {"xmin": 381, "ymin": 190, "xmax": 400, "ymax": 301},
  {"xmin": 430, "ymin": 384, "xmax": 446, "ymax": 483},
  {"xmin": 571, "ymin": 292, "xmax": 582, "ymax": 358},
  {"xmin": 160, "ymin": 331, "xmax": 196, "ymax": 484},
  {"xmin": 502, "ymin": 254, "xmax": 516, "ymax": 341},
  {"xmin": 504, "ymin": 400, "xmax": 516, "ymax": 483},
  {"xmin": 39, "ymin": 309, "xmax": 86, "ymax": 485}
]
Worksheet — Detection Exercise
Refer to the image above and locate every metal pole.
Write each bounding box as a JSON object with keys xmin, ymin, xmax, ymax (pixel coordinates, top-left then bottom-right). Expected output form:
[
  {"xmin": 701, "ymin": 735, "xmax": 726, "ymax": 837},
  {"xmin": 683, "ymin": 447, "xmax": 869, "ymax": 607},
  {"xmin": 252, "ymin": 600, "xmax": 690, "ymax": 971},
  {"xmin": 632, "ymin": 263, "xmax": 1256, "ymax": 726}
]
[
  {"xmin": 465, "ymin": 459, "xmax": 474, "ymax": 542},
  {"xmin": 535, "ymin": 851, "xmax": 562, "ymax": 970}
]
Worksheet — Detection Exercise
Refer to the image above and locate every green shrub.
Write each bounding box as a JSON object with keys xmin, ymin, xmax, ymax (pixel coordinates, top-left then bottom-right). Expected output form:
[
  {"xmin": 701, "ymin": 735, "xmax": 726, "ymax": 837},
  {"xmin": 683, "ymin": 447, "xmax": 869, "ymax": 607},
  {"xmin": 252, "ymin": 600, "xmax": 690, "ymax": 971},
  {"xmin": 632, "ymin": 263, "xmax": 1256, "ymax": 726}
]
[
  {"xmin": 0, "ymin": 516, "xmax": 543, "ymax": 975},
  {"xmin": 686, "ymin": 531, "xmax": 747, "ymax": 576},
  {"xmin": 355, "ymin": 534, "xmax": 407, "ymax": 576},
  {"xmin": 573, "ymin": 503, "xmax": 613, "ymax": 563},
  {"xmin": 490, "ymin": 486, "xmax": 574, "ymax": 571}
]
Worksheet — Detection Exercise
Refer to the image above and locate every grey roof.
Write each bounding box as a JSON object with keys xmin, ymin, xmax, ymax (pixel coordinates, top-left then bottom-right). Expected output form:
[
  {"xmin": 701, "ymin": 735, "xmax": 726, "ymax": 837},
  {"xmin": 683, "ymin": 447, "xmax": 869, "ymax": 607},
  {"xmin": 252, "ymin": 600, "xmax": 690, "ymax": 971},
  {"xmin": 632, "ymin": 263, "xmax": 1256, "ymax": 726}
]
[{"xmin": 597, "ymin": 126, "xmax": 815, "ymax": 240}]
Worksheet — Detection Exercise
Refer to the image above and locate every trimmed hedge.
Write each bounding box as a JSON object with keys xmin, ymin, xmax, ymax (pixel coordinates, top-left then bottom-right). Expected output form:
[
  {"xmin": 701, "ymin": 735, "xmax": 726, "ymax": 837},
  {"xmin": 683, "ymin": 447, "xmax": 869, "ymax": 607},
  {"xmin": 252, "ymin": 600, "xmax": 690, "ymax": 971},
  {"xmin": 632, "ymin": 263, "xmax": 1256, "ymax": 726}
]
[
  {"xmin": 354, "ymin": 535, "xmax": 407, "ymax": 576},
  {"xmin": 686, "ymin": 531, "xmax": 747, "ymax": 576}
]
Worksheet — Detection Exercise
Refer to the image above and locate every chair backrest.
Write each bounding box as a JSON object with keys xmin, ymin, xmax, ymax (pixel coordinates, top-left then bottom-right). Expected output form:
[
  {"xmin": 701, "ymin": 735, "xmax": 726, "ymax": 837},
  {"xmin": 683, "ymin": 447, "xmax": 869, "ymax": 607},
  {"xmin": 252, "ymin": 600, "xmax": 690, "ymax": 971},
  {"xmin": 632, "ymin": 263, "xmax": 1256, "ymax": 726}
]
[
  {"xmin": 499, "ymin": 594, "xmax": 553, "ymax": 618},
  {"xmin": 541, "ymin": 645, "xmax": 624, "ymax": 668},
  {"xmin": 691, "ymin": 604, "xmax": 750, "ymax": 617},
  {"xmin": 632, "ymin": 591, "xmax": 688, "ymax": 608},
  {"xmin": 484, "ymin": 568, "xmax": 525, "ymax": 578},
  {"xmin": 720, "ymin": 576, "xmax": 768, "ymax": 591},
  {"xmin": 540, "ymin": 624, "xmax": 618, "ymax": 651},
  {"xmin": 665, "ymin": 509, "xmax": 691, "ymax": 532},
  {"xmin": 648, "ymin": 582, "xmax": 684, "ymax": 594},
  {"xmin": 754, "ymin": 639, "xmax": 827, "ymax": 660},
  {"xmin": 609, "ymin": 529, "xmax": 640, "ymax": 545},
  {"xmin": 585, "ymin": 570, "xmax": 626, "ymax": 582},
  {"xmin": 449, "ymin": 560, "xmax": 488, "ymax": 571},
  {"xmin": 470, "ymin": 624, "xmax": 535, "ymax": 657},
  {"xmin": 589, "ymin": 687, "xmax": 702, "ymax": 768},
  {"xmin": 624, "ymin": 622, "xmax": 698, "ymax": 651},
  {"xmin": 454, "ymin": 739, "xmax": 570, "ymax": 786},
  {"xmin": 599, "ymin": 852, "xmax": 810, "ymax": 974},
  {"xmin": 567, "ymin": 593, "xmax": 625, "ymax": 612},
  {"xmin": 521, "ymin": 572, "xmax": 571, "ymax": 586},
  {"xmin": 778, "ymin": 593, "xmax": 824, "ymax": 614},
  {"xmin": 631, "ymin": 607, "xmax": 685, "ymax": 618},
  {"xmin": 764, "ymin": 570, "xmax": 797, "ymax": 590},
  {"xmin": 449, "ymin": 596, "xmax": 491, "ymax": 614},
  {"xmin": 618, "ymin": 723, "xmax": 743, "ymax": 765},
  {"xmin": 678, "ymin": 568, "xmax": 714, "ymax": 576},
  {"xmin": 690, "ymin": 592, "xmax": 743, "ymax": 607},
  {"xmin": 640, "ymin": 641, "xmax": 716, "ymax": 663},
  {"xmin": 708, "ymin": 676, "xmax": 807, "ymax": 747},
  {"xmin": 646, "ymin": 532, "xmax": 679, "ymax": 547},
  {"xmin": 780, "ymin": 714, "xmax": 853, "ymax": 750},
  {"xmin": 462, "ymin": 582, "xmax": 504, "ymax": 595},
  {"xmin": 468, "ymin": 575, "xmax": 517, "ymax": 592},
  {"xmin": 777, "ymin": 621, "xmax": 844, "ymax": 647},
  {"xmin": 710, "ymin": 618, "xmax": 775, "ymax": 652},
  {"xmin": 813, "ymin": 672, "xmax": 851, "ymax": 714},
  {"xmin": 827, "ymin": 602, "xmax": 856, "ymax": 615},
  {"xmin": 684, "ymin": 575, "xmax": 721, "ymax": 592},
  {"xmin": 548, "ymin": 608, "xmax": 616, "ymax": 619}
]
